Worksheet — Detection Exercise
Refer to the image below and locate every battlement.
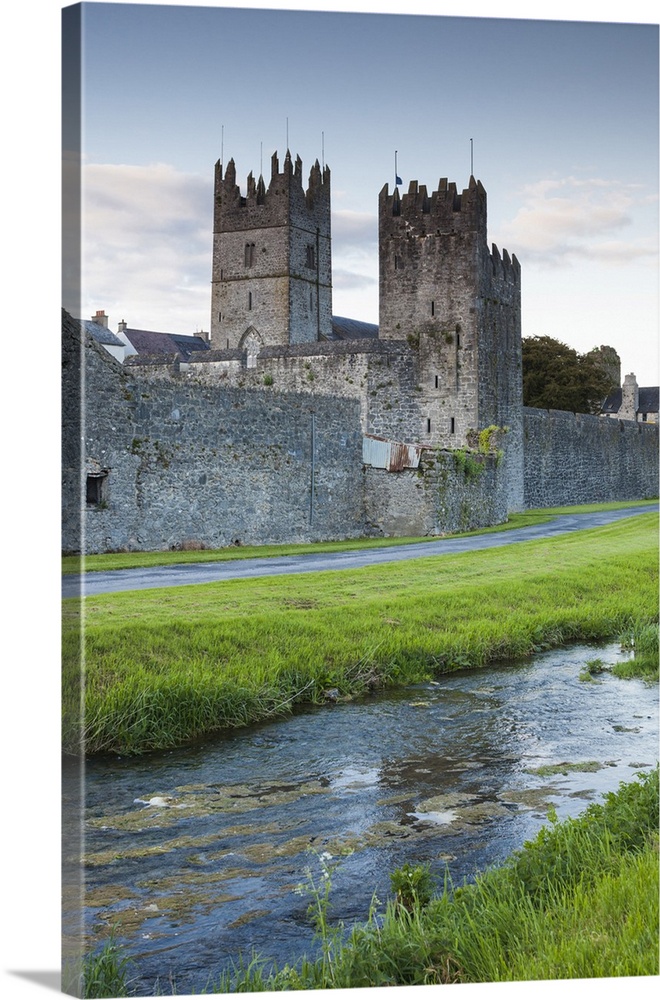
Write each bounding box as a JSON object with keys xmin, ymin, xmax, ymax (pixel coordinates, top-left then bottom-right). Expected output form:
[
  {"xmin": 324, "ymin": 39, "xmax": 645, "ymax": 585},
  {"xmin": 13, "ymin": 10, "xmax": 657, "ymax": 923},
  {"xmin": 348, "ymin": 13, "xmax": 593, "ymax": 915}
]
[
  {"xmin": 489, "ymin": 242, "xmax": 521, "ymax": 284},
  {"xmin": 214, "ymin": 150, "xmax": 330, "ymax": 230},
  {"xmin": 379, "ymin": 175, "xmax": 487, "ymax": 233}
]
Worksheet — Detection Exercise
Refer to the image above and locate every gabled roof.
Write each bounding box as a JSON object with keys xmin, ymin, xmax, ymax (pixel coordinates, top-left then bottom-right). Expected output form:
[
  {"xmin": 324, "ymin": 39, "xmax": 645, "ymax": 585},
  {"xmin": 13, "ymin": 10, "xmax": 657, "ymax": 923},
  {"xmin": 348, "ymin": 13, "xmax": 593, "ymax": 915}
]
[
  {"xmin": 331, "ymin": 316, "xmax": 379, "ymax": 340},
  {"xmin": 601, "ymin": 386, "xmax": 659, "ymax": 416},
  {"xmin": 123, "ymin": 328, "xmax": 210, "ymax": 360},
  {"xmin": 81, "ymin": 319, "xmax": 125, "ymax": 347}
]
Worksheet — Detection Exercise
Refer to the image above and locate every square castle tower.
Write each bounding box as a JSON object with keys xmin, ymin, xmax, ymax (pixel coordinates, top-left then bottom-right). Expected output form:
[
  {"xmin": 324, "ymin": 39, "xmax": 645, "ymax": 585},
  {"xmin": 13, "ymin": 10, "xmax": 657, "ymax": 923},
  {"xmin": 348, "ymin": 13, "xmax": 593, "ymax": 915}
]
[{"xmin": 210, "ymin": 150, "xmax": 332, "ymax": 352}]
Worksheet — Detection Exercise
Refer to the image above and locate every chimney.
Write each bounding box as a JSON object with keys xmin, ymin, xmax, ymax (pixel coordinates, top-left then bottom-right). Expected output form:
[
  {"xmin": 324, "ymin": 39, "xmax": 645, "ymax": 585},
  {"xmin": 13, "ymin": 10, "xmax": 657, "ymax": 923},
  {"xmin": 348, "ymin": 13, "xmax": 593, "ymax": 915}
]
[
  {"xmin": 620, "ymin": 373, "xmax": 639, "ymax": 422},
  {"xmin": 92, "ymin": 310, "xmax": 108, "ymax": 328}
]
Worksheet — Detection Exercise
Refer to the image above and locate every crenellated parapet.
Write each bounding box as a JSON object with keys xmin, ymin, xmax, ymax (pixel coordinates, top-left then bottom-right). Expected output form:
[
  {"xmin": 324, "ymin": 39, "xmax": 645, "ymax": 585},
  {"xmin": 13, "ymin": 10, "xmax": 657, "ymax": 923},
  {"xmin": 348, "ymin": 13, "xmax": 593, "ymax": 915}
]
[
  {"xmin": 489, "ymin": 243, "xmax": 521, "ymax": 287},
  {"xmin": 214, "ymin": 150, "xmax": 330, "ymax": 232},
  {"xmin": 379, "ymin": 175, "xmax": 487, "ymax": 236}
]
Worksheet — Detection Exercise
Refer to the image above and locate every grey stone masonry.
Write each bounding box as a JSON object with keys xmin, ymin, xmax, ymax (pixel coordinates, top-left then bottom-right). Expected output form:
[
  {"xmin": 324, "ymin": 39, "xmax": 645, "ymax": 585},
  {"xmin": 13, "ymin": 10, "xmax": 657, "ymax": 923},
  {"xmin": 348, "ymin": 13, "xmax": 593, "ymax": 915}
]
[
  {"xmin": 210, "ymin": 151, "xmax": 332, "ymax": 351},
  {"xmin": 378, "ymin": 175, "xmax": 523, "ymax": 509},
  {"xmin": 523, "ymin": 406, "xmax": 659, "ymax": 507}
]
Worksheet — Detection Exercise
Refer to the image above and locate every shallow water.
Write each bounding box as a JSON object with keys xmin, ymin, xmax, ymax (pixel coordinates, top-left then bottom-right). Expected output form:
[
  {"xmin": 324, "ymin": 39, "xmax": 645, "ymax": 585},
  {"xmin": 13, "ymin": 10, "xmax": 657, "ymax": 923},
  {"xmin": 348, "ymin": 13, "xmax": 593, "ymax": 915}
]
[{"xmin": 68, "ymin": 643, "xmax": 658, "ymax": 995}]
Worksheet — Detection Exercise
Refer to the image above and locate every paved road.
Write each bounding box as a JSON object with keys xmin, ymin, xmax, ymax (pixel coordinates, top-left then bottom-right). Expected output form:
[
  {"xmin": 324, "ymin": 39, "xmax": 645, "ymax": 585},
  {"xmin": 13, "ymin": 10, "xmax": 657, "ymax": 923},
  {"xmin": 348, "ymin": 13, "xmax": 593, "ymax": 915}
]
[{"xmin": 62, "ymin": 504, "xmax": 657, "ymax": 598}]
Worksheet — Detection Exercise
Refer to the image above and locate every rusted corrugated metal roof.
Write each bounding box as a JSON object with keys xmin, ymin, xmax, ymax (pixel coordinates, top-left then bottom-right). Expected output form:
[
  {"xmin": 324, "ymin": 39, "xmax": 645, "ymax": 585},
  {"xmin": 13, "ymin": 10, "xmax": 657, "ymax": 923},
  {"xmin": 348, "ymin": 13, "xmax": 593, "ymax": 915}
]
[{"xmin": 363, "ymin": 435, "xmax": 425, "ymax": 471}]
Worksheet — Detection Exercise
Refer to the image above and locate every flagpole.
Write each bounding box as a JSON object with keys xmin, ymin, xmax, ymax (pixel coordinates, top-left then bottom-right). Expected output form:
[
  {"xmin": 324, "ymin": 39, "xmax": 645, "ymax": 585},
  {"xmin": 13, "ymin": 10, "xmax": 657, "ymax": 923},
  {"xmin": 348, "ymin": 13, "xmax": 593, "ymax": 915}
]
[
  {"xmin": 470, "ymin": 138, "xmax": 473, "ymax": 177},
  {"xmin": 395, "ymin": 150, "xmax": 398, "ymax": 188}
]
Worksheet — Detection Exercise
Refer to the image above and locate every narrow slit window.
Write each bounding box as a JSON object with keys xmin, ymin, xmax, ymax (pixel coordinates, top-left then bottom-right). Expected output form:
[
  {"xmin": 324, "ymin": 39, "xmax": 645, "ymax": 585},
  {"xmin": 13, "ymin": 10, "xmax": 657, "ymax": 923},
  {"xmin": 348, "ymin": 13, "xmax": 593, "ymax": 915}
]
[
  {"xmin": 431, "ymin": 300, "xmax": 435, "ymax": 316},
  {"xmin": 427, "ymin": 418, "xmax": 432, "ymax": 433},
  {"xmin": 434, "ymin": 375, "xmax": 439, "ymax": 389},
  {"xmin": 245, "ymin": 243, "xmax": 255, "ymax": 267},
  {"xmin": 248, "ymin": 291, "xmax": 253, "ymax": 310},
  {"xmin": 456, "ymin": 333, "xmax": 460, "ymax": 348},
  {"xmin": 306, "ymin": 245, "xmax": 316, "ymax": 269},
  {"xmin": 450, "ymin": 417, "xmax": 456, "ymax": 434}
]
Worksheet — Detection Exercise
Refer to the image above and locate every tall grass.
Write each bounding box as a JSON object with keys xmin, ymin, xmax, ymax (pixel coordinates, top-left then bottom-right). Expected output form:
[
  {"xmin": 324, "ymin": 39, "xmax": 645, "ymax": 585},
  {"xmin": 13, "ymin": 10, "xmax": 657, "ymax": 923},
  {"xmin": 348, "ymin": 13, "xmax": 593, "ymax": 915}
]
[
  {"xmin": 63, "ymin": 514, "xmax": 658, "ymax": 755},
  {"xmin": 216, "ymin": 768, "xmax": 659, "ymax": 990}
]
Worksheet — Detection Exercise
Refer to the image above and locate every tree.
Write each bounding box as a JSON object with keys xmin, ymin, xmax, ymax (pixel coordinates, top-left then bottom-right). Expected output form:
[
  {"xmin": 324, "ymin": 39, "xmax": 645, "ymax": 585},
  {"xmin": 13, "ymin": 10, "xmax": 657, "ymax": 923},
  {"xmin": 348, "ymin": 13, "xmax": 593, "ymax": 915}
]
[{"xmin": 522, "ymin": 336, "xmax": 616, "ymax": 414}]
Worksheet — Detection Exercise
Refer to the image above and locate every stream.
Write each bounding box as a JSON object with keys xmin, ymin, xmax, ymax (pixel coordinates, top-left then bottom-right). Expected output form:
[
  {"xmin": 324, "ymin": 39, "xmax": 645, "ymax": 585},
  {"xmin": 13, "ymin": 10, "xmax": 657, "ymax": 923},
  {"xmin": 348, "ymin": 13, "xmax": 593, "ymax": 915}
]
[{"xmin": 67, "ymin": 643, "xmax": 658, "ymax": 995}]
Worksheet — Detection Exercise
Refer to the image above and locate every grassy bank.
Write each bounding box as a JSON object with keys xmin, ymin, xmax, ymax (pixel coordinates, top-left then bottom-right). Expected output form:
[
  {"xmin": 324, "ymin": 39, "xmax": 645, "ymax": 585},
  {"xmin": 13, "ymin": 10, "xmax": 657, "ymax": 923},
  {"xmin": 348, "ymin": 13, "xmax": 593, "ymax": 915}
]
[
  {"xmin": 218, "ymin": 768, "xmax": 659, "ymax": 990},
  {"xmin": 63, "ymin": 513, "xmax": 658, "ymax": 756},
  {"xmin": 62, "ymin": 499, "xmax": 657, "ymax": 573}
]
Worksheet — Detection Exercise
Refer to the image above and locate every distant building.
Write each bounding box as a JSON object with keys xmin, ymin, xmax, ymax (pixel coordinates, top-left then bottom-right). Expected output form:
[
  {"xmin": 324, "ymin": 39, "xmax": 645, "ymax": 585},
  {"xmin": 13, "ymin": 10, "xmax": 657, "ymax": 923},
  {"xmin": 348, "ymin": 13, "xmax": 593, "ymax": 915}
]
[
  {"xmin": 81, "ymin": 310, "xmax": 128, "ymax": 363},
  {"xmin": 601, "ymin": 373, "xmax": 659, "ymax": 424}
]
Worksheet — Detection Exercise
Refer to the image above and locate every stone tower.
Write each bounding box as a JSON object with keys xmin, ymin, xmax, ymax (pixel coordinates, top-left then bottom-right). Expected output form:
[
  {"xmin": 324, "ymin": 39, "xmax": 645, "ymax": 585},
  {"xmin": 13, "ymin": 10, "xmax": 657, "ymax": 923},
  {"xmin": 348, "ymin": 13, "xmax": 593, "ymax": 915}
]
[
  {"xmin": 378, "ymin": 174, "xmax": 524, "ymax": 509},
  {"xmin": 210, "ymin": 151, "xmax": 332, "ymax": 352}
]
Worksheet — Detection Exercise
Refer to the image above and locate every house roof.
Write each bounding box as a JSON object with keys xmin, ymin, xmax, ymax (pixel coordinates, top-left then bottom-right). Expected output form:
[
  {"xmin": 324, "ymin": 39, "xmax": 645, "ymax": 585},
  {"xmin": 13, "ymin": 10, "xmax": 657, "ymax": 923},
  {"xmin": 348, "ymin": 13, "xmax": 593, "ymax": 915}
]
[
  {"xmin": 330, "ymin": 316, "xmax": 379, "ymax": 340},
  {"xmin": 81, "ymin": 319, "xmax": 125, "ymax": 347},
  {"xmin": 123, "ymin": 328, "xmax": 211, "ymax": 360},
  {"xmin": 601, "ymin": 386, "xmax": 659, "ymax": 416}
]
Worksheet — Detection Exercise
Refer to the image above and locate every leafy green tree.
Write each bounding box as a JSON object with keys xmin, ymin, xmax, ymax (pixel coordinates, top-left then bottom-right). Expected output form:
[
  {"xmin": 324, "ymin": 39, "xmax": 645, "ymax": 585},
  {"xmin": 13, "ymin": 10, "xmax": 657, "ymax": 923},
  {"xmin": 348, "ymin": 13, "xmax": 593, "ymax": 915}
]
[{"xmin": 522, "ymin": 335, "xmax": 616, "ymax": 414}]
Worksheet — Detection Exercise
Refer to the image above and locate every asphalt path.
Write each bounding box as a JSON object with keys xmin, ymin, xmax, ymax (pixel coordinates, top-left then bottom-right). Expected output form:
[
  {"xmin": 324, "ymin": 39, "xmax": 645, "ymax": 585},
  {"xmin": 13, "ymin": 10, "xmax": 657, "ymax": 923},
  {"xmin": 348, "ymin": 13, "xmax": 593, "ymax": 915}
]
[{"xmin": 61, "ymin": 504, "xmax": 658, "ymax": 598}]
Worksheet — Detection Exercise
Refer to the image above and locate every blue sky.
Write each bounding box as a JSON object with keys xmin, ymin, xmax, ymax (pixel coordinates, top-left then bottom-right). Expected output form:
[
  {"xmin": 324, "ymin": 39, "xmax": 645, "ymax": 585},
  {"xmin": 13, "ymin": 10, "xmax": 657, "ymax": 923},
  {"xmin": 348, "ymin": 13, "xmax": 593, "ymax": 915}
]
[{"xmin": 64, "ymin": 1, "xmax": 659, "ymax": 385}]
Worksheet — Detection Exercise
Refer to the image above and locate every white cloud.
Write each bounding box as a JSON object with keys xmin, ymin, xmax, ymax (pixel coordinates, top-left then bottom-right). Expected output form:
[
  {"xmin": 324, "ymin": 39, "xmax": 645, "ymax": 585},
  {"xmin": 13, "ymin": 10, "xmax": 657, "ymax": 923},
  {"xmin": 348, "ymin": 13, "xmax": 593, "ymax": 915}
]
[
  {"xmin": 332, "ymin": 269, "xmax": 377, "ymax": 290},
  {"xmin": 332, "ymin": 209, "xmax": 377, "ymax": 248},
  {"xmin": 65, "ymin": 159, "xmax": 213, "ymax": 333},
  {"xmin": 498, "ymin": 176, "xmax": 658, "ymax": 267}
]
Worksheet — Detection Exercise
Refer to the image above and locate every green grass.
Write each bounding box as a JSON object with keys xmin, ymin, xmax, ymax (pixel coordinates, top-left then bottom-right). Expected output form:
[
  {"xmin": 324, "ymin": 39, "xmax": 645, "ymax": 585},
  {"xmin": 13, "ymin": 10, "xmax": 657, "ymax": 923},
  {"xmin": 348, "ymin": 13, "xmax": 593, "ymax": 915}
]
[
  {"xmin": 61, "ymin": 498, "xmax": 657, "ymax": 573},
  {"xmin": 216, "ymin": 768, "xmax": 659, "ymax": 990},
  {"xmin": 63, "ymin": 513, "xmax": 658, "ymax": 756}
]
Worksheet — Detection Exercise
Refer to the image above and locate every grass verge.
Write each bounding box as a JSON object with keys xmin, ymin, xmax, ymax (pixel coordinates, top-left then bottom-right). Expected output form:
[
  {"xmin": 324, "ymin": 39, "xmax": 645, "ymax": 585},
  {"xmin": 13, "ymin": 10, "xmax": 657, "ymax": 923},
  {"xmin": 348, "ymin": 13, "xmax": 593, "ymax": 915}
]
[
  {"xmin": 62, "ymin": 499, "xmax": 657, "ymax": 573},
  {"xmin": 63, "ymin": 513, "xmax": 658, "ymax": 756}
]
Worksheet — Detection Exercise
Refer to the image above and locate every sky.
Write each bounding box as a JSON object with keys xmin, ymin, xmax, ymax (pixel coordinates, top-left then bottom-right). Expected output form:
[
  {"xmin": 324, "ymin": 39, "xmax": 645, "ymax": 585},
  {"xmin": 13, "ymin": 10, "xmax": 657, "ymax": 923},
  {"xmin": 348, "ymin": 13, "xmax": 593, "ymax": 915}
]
[
  {"xmin": 1, "ymin": 4, "xmax": 658, "ymax": 1000},
  {"xmin": 63, "ymin": 1, "xmax": 659, "ymax": 385}
]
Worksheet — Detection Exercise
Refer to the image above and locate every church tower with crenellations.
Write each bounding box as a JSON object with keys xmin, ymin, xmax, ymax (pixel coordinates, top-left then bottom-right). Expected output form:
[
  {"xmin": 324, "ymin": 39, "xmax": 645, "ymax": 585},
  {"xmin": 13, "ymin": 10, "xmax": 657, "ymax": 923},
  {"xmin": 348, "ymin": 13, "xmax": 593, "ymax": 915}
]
[{"xmin": 210, "ymin": 150, "xmax": 332, "ymax": 353}]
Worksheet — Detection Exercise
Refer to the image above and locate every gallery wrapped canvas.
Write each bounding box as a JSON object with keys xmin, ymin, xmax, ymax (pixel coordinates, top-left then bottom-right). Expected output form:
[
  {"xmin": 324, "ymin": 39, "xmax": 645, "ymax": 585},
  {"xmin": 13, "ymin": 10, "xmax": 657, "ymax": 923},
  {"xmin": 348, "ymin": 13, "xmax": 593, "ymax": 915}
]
[{"xmin": 61, "ymin": 2, "xmax": 659, "ymax": 998}]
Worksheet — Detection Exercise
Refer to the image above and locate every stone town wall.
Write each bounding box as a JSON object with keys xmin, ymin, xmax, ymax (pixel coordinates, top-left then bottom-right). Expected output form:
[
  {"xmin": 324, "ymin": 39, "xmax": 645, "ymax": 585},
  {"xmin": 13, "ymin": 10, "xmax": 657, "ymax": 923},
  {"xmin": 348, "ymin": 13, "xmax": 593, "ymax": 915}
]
[
  {"xmin": 64, "ymin": 318, "xmax": 367, "ymax": 554},
  {"xmin": 364, "ymin": 449, "xmax": 508, "ymax": 538},
  {"xmin": 523, "ymin": 406, "xmax": 659, "ymax": 507},
  {"xmin": 63, "ymin": 316, "xmax": 657, "ymax": 556}
]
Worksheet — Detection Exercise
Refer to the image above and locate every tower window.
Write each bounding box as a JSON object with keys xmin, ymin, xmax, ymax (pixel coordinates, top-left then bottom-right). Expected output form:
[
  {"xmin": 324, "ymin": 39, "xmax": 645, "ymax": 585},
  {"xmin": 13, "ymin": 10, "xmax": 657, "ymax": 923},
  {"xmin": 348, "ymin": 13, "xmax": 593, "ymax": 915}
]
[
  {"xmin": 394, "ymin": 254, "xmax": 403, "ymax": 270},
  {"xmin": 248, "ymin": 291, "xmax": 253, "ymax": 310},
  {"xmin": 434, "ymin": 375, "xmax": 439, "ymax": 388},
  {"xmin": 431, "ymin": 300, "xmax": 435, "ymax": 316},
  {"xmin": 306, "ymin": 245, "xmax": 316, "ymax": 269},
  {"xmin": 427, "ymin": 418, "xmax": 431, "ymax": 433},
  {"xmin": 245, "ymin": 243, "xmax": 255, "ymax": 267},
  {"xmin": 456, "ymin": 333, "xmax": 461, "ymax": 348},
  {"xmin": 86, "ymin": 472, "xmax": 108, "ymax": 506},
  {"xmin": 450, "ymin": 417, "xmax": 455, "ymax": 435}
]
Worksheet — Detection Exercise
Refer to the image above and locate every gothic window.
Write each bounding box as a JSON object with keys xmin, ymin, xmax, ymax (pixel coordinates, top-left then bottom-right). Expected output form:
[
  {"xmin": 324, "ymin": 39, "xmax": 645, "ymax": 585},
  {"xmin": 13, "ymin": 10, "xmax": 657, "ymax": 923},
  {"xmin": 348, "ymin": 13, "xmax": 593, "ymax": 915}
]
[
  {"xmin": 241, "ymin": 328, "xmax": 263, "ymax": 369},
  {"xmin": 245, "ymin": 243, "xmax": 255, "ymax": 267},
  {"xmin": 306, "ymin": 245, "xmax": 316, "ymax": 269}
]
